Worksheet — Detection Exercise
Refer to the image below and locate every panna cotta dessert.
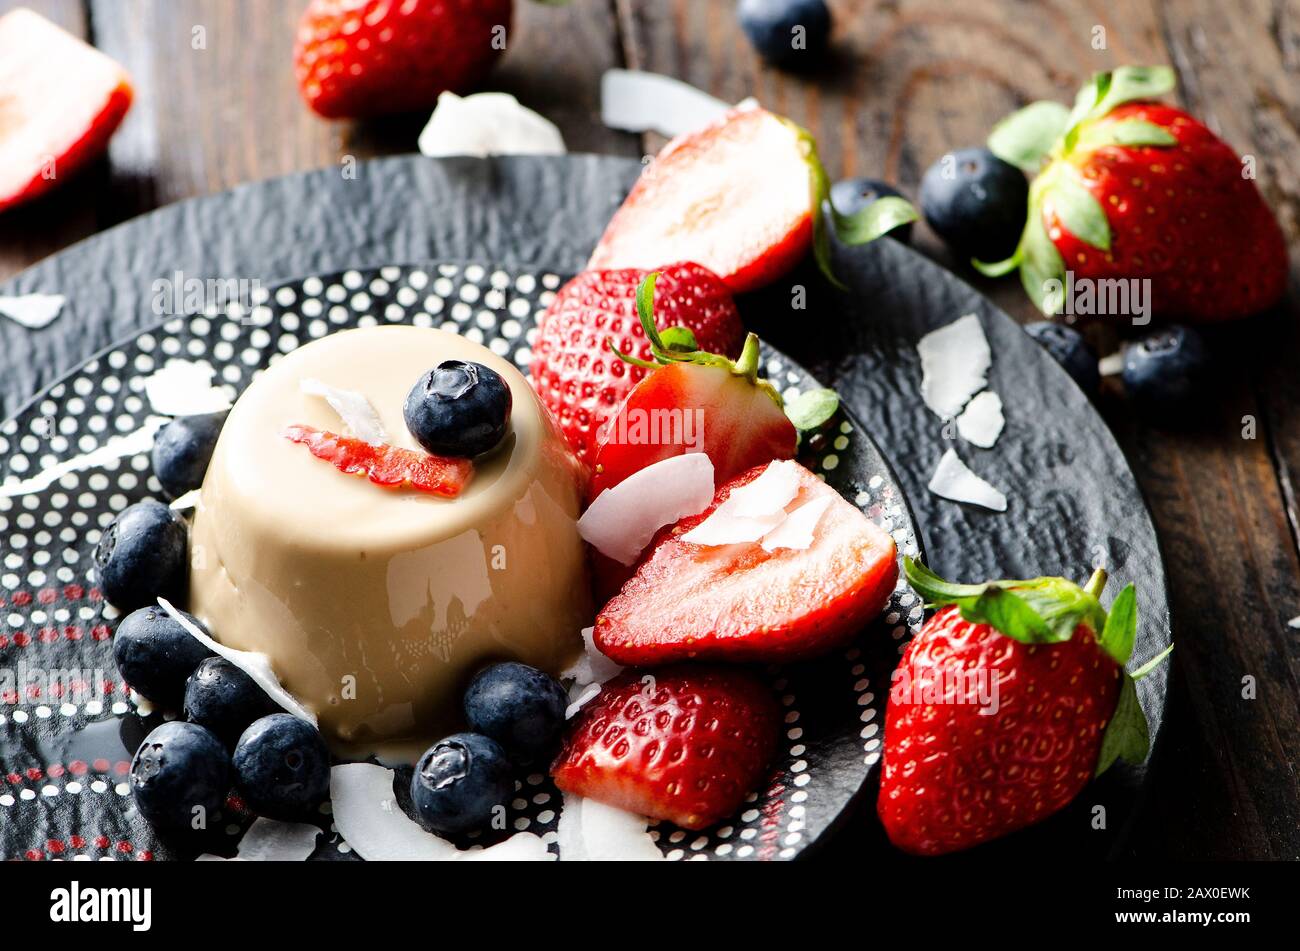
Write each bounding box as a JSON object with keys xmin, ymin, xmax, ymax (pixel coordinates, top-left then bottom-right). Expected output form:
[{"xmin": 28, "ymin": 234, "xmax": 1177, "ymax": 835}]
[{"xmin": 188, "ymin": 325, "xmax": 591, "ymax": 756}]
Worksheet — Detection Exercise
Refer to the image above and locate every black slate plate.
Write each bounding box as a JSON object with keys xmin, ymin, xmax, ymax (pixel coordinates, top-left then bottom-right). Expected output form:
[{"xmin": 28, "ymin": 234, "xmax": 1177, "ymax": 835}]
[
  {"xmin": 0, "ymin": 155, "xmax": 1171, "ymax": 861},
  {"xmin": 0, "ymin": 261, "xmax": 919, "ymax": 861}
]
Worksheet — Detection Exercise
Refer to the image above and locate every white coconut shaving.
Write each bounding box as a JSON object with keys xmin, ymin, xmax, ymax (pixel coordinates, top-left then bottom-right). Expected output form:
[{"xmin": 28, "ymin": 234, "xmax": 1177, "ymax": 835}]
[
  {"xmin": 565, "ymin": 682, "xmax": 602, "ymax": 720},
  {"xmin": 234, "ymin": 818, "xmax": 320, "ymax": 861},
  {"xmin": 918, "ymin": 314, "xmax": 992, "ymax": 420},
  {"xmin": 418, "ymin": 91, "xmax": 566, "ymax": 158},
  {"xmin": 158, "ymin": 597, "xmax": 317, "ymax": 726},
  {"xmin": 579, "ymin": 452, "xmax": 716, "ymax": 566},
  {"xmin": 680, "ymin": 459, "xmax": 801, "ymax": 546},
  {"xmin": 956, "ymin": 391, "xmax": 1005, "ymax": 449},
  {"xmin": 330, "ymin": 763, "xmax": 458, "ymax": 861},
  {"xmin": 168, "ymin": 488, "xmax": 201, "ymax": 511},
  {"xmin": 1098, "ymin": 352, "xmax": 1125, "ymax": 377},
  {"xmin": 300, "ymin": 378, "xmax": 387, "ymax": 445},
  {"xmin": 0, "ymin": 292, "xmax": 65, "ymax": 329},
  {"xmin": 330, "ymin": 763, "xmax": 551, "ymax": 862},
  {"xmin": 1288, "ymin": 616, "xmax": 1300, "ymax": 630},
  {"xmin": 600, "ymin": 69, "xmax": 734, "ymax": 138},
  {"xmin": 0, "ymin": 416, "xmax": 169, "ymax": 498},
  {"xmin": 561, "ymin": 626, "xmax": 624, "ymax": 689},
  {"xmin": 143, "ymin": 359, "xmax": 233, "ymax": 416},
  {"xmin": 557, "ymin": 793, "xmax": 663, "ymax": 862},
  {"xmin": 927, "ymin": 449, "xmax": 1008, "ymax": 512},
  {"xmin": 760, "ymin": 495, "xmax": 833, "ymax": 553}
]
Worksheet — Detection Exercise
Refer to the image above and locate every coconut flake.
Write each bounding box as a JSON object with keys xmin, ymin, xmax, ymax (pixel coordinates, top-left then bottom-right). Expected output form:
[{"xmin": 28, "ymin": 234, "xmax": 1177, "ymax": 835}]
[
  {"xmin": 462, "ymin": 833, "xmax": 554, "ymax": 862},
  {"xmin": 579, "ymin": 452, "xmax": 715, "ymax": 566},
  {"xmin": 927, "ymin": 449, "xmax": 1008, "ymax": 512},
  {"xmin": 760, "ymin": 495, "xmax": 833, "ymax": 552},
  {"xmin": 1098, "ymin": 352, "xmax": 1125, "ymax": 377},
  {"xmin": 561, "ymin": 626, "xmax": 623, "ymax": 689},
  {"xmin": 418, "ymin": 91, "xmax": 565, "ymax": 158},
  {"xmin": 565, "ymin": 683, "xmax": 602, "ymax": 720},
  {"xmin": 600, "ymin": 69, "xmax": 733, "ymax": 138},
  {"xmin": 330, "ymin": 763, "xmax": 459, "ymax": 861},
  {"xmin": 169, "ymin": 489, "xmax": 201, "ymax": 511},
  {"xmin": 235, "ymin": 818, "xmax": 320, "ymax": 861},
  {"xmin": 918, "ymin": 314, "xmax": 991, "ymax": 420},
  {"xmin": 0, "ymin": 416, "xmax": 169, "ymax": 498},
  {"xmin": 158, "ymin": 597, "xmax": 317, "ymax": 726},
  {"xmin": 956, "ymin": 391, "xmax": 1005, "ymax": 449},
  {"xmin": 1288, "ymin": 615, "xmax": 1300, "ymax": 630},
  {"xmin": 300, "ymin": 378, "xmax": 387, "ymax": 445},
  {"xmin": 679, "ymin": 459, "xmax": 801, "ymax": 546},
  {"xmin": 557, "ymin": 793, "xmax": 662, "ymax": 862},
  {"xmin": 0, "ymin": 293, "xmax": 65, "ymax": 329},
  {"xmin": 143, "ymin": 360, "xmax": 233, "ymax": 416}
]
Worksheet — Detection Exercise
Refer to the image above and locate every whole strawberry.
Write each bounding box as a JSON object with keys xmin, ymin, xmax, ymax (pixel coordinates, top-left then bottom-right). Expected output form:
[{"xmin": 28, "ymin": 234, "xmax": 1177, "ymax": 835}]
[
  {"xmin": 982, "ymin": 65, "xmax": 1287, "ymax": 321},
  {"xmin": 877, "ymin": 558, "xmax": 1164, "ymax": 856},
  {"xmin": 530, "ymin": 262, "xmax": 744, "ymax": 464},
  {"xmin": 552, "ymin": 665, "xmax": 780, "ymax": 830},
  {"xmin": 294, "ymin": 0, "xmax": 512, "ymax": 119}
]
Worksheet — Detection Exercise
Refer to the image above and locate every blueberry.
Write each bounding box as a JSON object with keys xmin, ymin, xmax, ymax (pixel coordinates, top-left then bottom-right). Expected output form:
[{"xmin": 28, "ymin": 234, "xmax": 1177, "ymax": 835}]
[
  {"xmin": 151, "ymin": 412, "xmax": 227, "ymax": 499},
  {"xmin": 232, "ymin": 713, "xmax": 331, "ymax": 820},
  {"xmin": 404, "ymin": 361, "xmax": 511, "ymax": 457},
  {"xmin": 464, "ymin": 662, "xmax": 568, "ymax": 765},
  {"xmin": 919, "ymin": 147, "xmax": 1028, "ymax": 261},
  {"xmin": 738, "ymin": 0, "xmax": 831, "ymax": 69},
  {"xmin": 410, "ymin": 732, "xmax": 513, "ymax": 836},
  {"xmin": 93, "ymin": 499, "xmax": 188, "ymax": 610},
  {"xmin": 829, "ymin": 177, "xmax": 913, "ymax": 244},
  {"xmin": 130, "ymin": 720, "xmax": 230, "ymax": 832},
  {"xmin": 1121, "ymin": 325, "xmax": 1210, "ymax": 413},
  {"xmin": 184, "ymin": 656, "xmax": 280, "ymax": 748},
  {"xmin": 114, "ymin": 605, "xmax": 215, "ymax": 708},
  {"xmin": 1024, "ymin": 321, "xmax": 1100, "ymax": 396}
]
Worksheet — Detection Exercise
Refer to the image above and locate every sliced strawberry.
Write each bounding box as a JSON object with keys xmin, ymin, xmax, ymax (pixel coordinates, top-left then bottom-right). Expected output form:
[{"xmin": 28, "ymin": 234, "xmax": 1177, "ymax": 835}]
[
  {"xmin": 0, "ymin": 9, "xmax": 133, "ymax": 213},
  {"xmin": 530, "ymin": 262, "xmax": 743, "ymax": 465},
  {"xmin": 294, "ymin": 0, "xmax": 512, "ymax": 119},
  {"xmin": 588, "ymin": 106, "xmax": 917, "ymax": 293},
  {"xmin": 282, "ymin": 425, "xmax": 472, "ymax": 497},
  {"xmin": 595, "ymin": 462, "xmax": 899, "ymax": 665},
  {"xmin": 552, "ymin": 665, "xmax": 780, "ymax": 830},
  {"xmin": 586, "ymin": 272, "xmax": 796, "ymax": 501}
]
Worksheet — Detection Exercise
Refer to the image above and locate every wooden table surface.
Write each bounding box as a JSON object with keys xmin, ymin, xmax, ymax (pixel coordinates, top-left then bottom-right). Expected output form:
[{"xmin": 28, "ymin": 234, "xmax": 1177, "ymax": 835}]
[{"xmin": 1, "ymin": 0, "xmax": 1297, "ymax": 860}]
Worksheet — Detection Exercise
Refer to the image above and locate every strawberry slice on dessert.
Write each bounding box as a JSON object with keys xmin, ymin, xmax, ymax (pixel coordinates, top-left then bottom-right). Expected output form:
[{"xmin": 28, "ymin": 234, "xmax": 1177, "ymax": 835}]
[
  {"xmin": 594, "ymin": 461, "xmax": 899, "ymax": 664},
  {"xmin": 587, "ymin": 106, "xmax": 917, "ymax": 292},
  {"xmin": 552, "ymin": 665, "xmax": 780, "ymax": 830},
  {"xmin": 0, "ymin": 8, "xmax": 133, "ymax": 213},
  {"xmin": 531, "ymin": 262, "xmax": 744, "ymax": 465},
  {"xmin": 282, "ymin": 424, "xmax": 472, "ymax": 497},
  {"xmin": 587, "ymin": 272, "xmax": 797, "ymax": 501}
]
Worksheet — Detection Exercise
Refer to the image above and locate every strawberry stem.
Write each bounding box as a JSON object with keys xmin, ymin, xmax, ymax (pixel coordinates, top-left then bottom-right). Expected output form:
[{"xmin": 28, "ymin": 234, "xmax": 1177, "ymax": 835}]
[{"xmin": 1084, "ymin": 568, "xmax": 1108, "ymax": 599}]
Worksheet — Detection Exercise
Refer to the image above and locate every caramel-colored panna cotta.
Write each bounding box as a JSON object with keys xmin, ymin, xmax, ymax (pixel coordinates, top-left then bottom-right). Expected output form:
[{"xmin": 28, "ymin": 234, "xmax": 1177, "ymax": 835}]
[{"xmin": 189, "ymin": 326, "xmax": 591, "ymax": 758}]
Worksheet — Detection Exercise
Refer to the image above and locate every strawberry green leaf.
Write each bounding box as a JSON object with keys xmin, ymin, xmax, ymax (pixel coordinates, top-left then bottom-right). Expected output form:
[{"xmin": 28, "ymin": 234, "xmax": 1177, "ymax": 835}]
[
  {"xmin": 1078, "ymin": 118, "xmax": 1177, "ymax": 150},
  {"xmin": 1095, "ymin": 672, "xmax": 1149, "ymax": 776},
  {"xmin": 1130, "ymin": 642, "xmax": 1174, "ymax": 680},
  {"xmin": 1013, "ymin": 577, "xmax": 1108, "ymax": 643},
  {"xmin": 659, "ymin": 326, "xmax": 699, "ymax": 352},
  {"xmin": 1042, "ymin": 170, "xmax": 1111, "ymax": 251},
  {"xmin": 785, "ymin": 387, "xmax": 839, "ymax": 431},
  {"xmin": 972, "ymin": 251, "xmax": 1022, "ymax": 278},
  {"xmin": 963, "ymin": 587, "xmax": 1055, "ymax": 642},
  {"xmin": 1092, "ymin": 65, "xmax": 1176, "ymax": 118},
  {"xmin": 831, "ymin": 196, "xmax": 920, "ymax": 244},
  {"xmin": 903, "ymin": 556, "xmax": 991, "ymax": 601},
  {"xmin": 1018, "ymin": 203, "xmax": 1068, "ymax": 315},
  {"xmin": 1098, "ymin": 583, "xmax": 1138, "ymax": 665},
  {"xmin": 988, "ymin": 100, "xmax": 1071, "ymax": 173}
]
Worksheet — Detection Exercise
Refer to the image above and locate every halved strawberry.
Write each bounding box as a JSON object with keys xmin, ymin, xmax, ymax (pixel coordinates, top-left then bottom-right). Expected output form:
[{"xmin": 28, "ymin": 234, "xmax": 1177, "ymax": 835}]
[
  {"xmin": 530, "ymin": 262, "xmax": 743, "ymax": 466},
  {"xmin": 552, "ymin": 665, "xmax": 780, "ymax": 830},
  {"xmin": 282, "ymin": 425, "xmax": 472, "ymax": 497},
  {"xmin": 587, "ymin": 272, "xmax": 796, "ymax": 501},
  {"xmin": 594, "ymin": 462, "xmax": 899, "ymax": 664},
  {"xmin": 0, "ymin": 9, "xmax": 133, "ymax": 213},
  {"xmin": 587, "ymin": 106, "xmax": 917, "ymax": 293}
]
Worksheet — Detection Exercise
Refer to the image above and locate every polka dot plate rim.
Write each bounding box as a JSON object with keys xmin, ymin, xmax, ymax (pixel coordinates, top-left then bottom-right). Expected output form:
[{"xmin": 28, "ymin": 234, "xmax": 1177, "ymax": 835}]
[{"xmin": 0, "ymin": 261, "xmax": 922, "ymax": 862}]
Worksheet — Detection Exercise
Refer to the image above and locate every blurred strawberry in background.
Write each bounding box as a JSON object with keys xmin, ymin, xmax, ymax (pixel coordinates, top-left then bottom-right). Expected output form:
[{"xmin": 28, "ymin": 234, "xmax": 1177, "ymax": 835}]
[
  {"xmin": 294, "ymin": 0, "xmax": 514, "ymax": 119},
  {"xmin": 0, "ymin": 8, "xmax": 133, "ymax": 214}
]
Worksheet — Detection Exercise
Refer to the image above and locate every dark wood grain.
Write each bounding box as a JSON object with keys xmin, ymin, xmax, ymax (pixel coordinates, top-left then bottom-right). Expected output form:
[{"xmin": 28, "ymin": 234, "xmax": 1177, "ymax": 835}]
[{"xmin": 1, "ymin": 0, "xmax": 1298, "ymax": 859}]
